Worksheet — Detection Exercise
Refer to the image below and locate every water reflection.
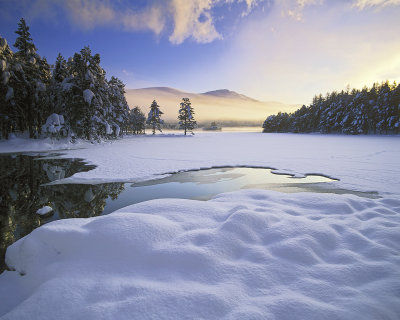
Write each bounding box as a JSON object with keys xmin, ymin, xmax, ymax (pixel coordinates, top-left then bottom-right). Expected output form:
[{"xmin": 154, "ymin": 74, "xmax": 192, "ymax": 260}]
[{"xmin": 0, "ymin": 154, "xmax": 124, "ymax": 272}]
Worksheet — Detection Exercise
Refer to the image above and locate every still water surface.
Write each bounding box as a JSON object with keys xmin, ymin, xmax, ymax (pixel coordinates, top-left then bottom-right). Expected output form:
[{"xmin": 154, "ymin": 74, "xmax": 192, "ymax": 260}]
[{"xmin": 0, "ymin": 154, "xmax": 378, "ymax": 272}]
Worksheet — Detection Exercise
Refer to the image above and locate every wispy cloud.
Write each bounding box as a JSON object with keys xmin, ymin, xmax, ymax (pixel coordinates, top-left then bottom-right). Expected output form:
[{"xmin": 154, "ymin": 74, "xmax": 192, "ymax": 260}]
[
  {"xmin": 4, "ymin": 0, "xmax": 263, "ymax": 44},
  {"xmin": 277, "ymin": 0, "xmax": 324, "ymax": 21},
  {"xmin": 121, "ymin": 5, "xmax": 166, "ymax": 35},
  {"xmin": 353, "ymin": 0, "xmax": 400, "ymax": 9},
  {"xmin": 275, "ymin": 0, "xmax": 400, "ymax": 21},
  {"xmin": 63, "ymin": 0, "xmax": 116, "ymax": 30}
]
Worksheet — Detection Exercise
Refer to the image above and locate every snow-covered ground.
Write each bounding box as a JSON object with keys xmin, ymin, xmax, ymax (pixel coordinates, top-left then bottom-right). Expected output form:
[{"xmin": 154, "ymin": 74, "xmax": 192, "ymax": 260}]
[
  {"xmin": 0, "ymin": 132, "xmax": 399, "ymax": 319},
  {"xmin": 8, "ymin": 131, "xmax": 396, "ymax": 195}
]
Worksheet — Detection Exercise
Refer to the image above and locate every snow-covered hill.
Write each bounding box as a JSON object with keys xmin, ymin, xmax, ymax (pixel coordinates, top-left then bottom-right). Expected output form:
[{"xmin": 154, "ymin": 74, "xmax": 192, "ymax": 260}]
[
  {"xmin": 125, "ymin": 87, "xmax": 297, "ymax": 123},
  {"xmin": 201, "ymin": 89, "xmax": 259, "ymax": 102}
]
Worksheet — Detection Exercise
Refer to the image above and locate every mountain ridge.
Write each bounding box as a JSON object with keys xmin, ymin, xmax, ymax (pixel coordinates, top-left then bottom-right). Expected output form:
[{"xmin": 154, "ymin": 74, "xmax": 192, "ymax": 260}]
[
  {"xmin": 201, "ymin": 89, "xmax": 259, "ymax": 102},
  {"xmin": 125, "ymin": 87, "xmax": 298, "ymax": 122}
]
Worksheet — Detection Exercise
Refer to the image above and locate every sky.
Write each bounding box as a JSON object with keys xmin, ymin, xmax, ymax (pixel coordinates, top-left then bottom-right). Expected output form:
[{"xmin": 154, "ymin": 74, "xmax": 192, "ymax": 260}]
[{"xmin": 1, "ymin": 0, "xmax": 400, "ymax": 105}]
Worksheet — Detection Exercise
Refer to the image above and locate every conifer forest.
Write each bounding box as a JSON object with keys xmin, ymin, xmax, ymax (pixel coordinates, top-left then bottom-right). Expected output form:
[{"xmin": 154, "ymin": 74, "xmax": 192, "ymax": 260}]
[{"xmin": 263, "ymin": 82, "xmax": 400, "ymax": 134}]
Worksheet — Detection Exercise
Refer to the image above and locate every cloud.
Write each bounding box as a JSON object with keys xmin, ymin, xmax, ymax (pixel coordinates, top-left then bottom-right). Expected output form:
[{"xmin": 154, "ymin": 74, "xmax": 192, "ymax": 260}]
[
  {"xmin": 26, "ymin": 0, "xmax": 166, "ymax": 34},
  {"xmin": 217, "ymin": 0, "xmax": 400, "ymax": 103},
  {"xmin": 169, "ymin": 0, "xmax": 222, "ymax": 44},
  {"xmin": 277, "ymin": 0, "xmax": 324, "ymax": 21},
  {"xmin": 4, "ymin": 0, "xmax": 263, "ymax": 44},
  {"xmin": 63, "ymin": 0, "xmax": 116, "ymax": 29},
  {"xmin": 121, "ymin": 5, "xmax": 166, "ymax": 35},
  {"xmin": 353, "ymin": 0, "xmax": 400, "ymax": 9}
]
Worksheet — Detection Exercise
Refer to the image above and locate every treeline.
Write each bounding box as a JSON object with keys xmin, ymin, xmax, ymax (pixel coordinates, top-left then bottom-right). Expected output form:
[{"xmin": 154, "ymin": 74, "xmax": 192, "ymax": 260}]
[
  {"xmin": 263, "ymin": 82, "xmax": 400, "ymax": 134},
  {"xmin": 0, "ymin": 18, "xmax": 141, "ymax": 141},
  {"xmin": 0, "ymin": 19, "xmax": 198, "ymax": 140}
]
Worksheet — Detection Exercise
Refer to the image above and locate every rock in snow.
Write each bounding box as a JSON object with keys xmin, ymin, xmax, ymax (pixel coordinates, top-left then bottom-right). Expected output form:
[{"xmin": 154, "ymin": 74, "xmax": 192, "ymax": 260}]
[{"xmin": 1, "ymin": 190, "xmax": 399, "ymax": 319}]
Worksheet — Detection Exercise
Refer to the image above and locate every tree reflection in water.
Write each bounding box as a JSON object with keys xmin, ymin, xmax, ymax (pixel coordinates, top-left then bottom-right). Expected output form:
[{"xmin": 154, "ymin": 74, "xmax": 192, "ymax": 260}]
[{"xmin": 0, "ymin": 154, "xmax": 124, "ymax": 272}]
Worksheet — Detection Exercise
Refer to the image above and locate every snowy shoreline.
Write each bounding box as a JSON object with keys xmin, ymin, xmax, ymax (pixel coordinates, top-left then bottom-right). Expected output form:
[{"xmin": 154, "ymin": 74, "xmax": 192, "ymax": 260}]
[{"xmin": 2, "ymin": 132, "xmax": 398, "ymax": 195}]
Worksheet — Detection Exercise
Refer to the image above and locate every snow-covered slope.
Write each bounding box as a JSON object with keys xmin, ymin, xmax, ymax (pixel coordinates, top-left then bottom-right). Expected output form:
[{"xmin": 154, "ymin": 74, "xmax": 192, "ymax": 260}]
[
  {"xmin": 1, "ymin": 190, "xmax": 399, "ymax": 319},
  {"xmin": 125, "ymin": 87, "xmax": 295, "ymax": 122}
]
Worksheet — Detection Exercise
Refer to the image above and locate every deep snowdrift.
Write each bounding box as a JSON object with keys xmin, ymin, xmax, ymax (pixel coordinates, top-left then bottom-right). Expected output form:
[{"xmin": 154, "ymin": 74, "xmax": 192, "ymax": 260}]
[{"xmin": 1, "ymin": 190, "xmax": 399, "ymax": 319}]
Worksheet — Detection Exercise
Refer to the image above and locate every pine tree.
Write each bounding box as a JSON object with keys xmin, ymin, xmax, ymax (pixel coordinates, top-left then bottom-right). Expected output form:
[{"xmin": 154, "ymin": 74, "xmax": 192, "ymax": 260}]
[
  {"xmin": 178, "ymin": 97, "xmax": 197, "ymax": 135},
  {"xmin": 53, "ymin": 53, "xmax": 68, "ymax": 83},
  {"xmin": 146, "ymin": 100, "xmax": 163, "ymax": 134},
  {"xmin": 130, "ymin": 106, "xmax": 146, "ymax": 134},
  {"xmin": 13, "ymin": 18, "xmax": 50, "ymax": 138},
  {"xmin": 50, "ymin": 54, "xmax": 69, "ymax": 117},
  {"xmin": 0, "ymin": 36, "xmax": 15, "ymax": 139},
  {"xmin": 63, "ymin": 47, "xmax": 106, "ymax": 140},
  {"xmin": 14, "ymin": 18, "xmax": 37, "ymax": 59},
  {"xmin": 262, "ymin": 82, "xmax": 400, "ymax": 135},
  {"xmin": 108, "ymin": 76, "xmax": 130, "ymax": 137},
  {"xmin": 1, "ymin": 19, "xmax": 133, "ymax": 141}
]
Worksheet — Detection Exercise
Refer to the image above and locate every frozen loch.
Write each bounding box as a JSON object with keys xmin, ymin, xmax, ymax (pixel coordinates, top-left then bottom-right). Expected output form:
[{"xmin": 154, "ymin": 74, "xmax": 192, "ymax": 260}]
[{"xmin": 0, "ymin": 132, "xmax": 399, "ymax": 319}]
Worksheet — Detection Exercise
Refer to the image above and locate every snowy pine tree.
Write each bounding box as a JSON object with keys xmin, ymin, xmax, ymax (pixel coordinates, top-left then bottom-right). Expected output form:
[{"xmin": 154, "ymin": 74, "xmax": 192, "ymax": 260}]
[
  {"xmin": 0, "ymin": 36, "xmax": 15, "ymax": 139},
  {"xmin": 13, "ymin": 18, "xmax": 51, "ymax": 138},
  {"xmin": 178, "ymin": 97, "xmax": 197, "ymax": 135},
  {"xmin": 45, "ymin": 53, "xmax": 69, "ymax": 138},
  {"xmin": 130, "ymin": 106, "xmax": 146, "ymax": 134},
  {"xmin": 62, "ymin": 47, "xmax": 109, "ymax": 140},
  {"xmin": 53, "ymin": 53, "xmax": 68, "ymax": 83},
  {"xmin": 107, "ymin": 76, "xmax": 130, "ymax": 137},
  {"xmin": 262, "ymin": 82, "xmax": 400, "ymax": 135},
  {"xmin": 146, "ymin": 100, "xmax": 164, "ymax": 134},
  {"xmin": 0, "ymin": 19, "xmax": 133, "ymax": 141}
]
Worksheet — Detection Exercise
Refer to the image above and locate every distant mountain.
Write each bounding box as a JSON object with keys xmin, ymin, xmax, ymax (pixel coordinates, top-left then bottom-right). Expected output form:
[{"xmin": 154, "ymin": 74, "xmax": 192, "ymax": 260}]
[
  {"xmin": 125, "ymin": 87, "xmax": 298, "ymax": 123},
  {"xmin": 136, "ymin": 87, "xmax": 187, "ymax": 96},
  {"xmin": 201, "ymin": 89, "xmax": 259, "ymax": 102}
]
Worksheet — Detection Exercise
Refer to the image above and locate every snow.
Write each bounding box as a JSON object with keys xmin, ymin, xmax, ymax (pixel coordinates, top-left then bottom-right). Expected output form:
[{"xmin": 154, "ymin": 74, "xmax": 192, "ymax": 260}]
[
  {"xmin": 42, "ymin": 113, "xmax": 65, "ymax": 134},
  {"xmin": 114, "ymin": 124, "xmax": 120, "ymax": 136},
  {"xmin": 61, "ymin": 78, "xmax": 73, "ymax": 91},
  {"xmin": 45, "ymin": 113, "xmax": 64, "ymax": 127},
  {"xmin": 36, "ymin": 206, "xmax": 53, "ymax": 215},
  {"xmin": 36, "ymin": 81, "xmax": 46, "ymax": 92},
  {"xmin": 0, "ymin": 59, "xmax": 6, "ymax": 71},
  {"xmin": 5, "ymin": 86, "xmax": 13, "ymax": 101},
  {"xmin": 0, "ymin": 135, "xmax": 94, "ymax": 153},
  {"xmin": 2, "ymin": 71, "xmax": 10, "ymax": 85},
  {"xmin": 83, "ymin": 89, "xmax": 95, "ymax": 105},
  {"xmin": 85, "ymin": 70, "xmax": 94, "ymax": 82},
  {"xmin": 105, "ymin": 122, "xmax": 112, "ymax": 135},
  {"xmin": 38, "ymin": 132, "xmax": 400, "ymax": 196},
  {"xmin": 1, "ymin": 190, "xmax": 399, "ymax": 319},
  {"xmin": 0, "ymin": 133, "xmax": 399, "ymax": 195},
  {"xmin": 0, "ymin": 132, "xmax": 399, "ymax": 319}
]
